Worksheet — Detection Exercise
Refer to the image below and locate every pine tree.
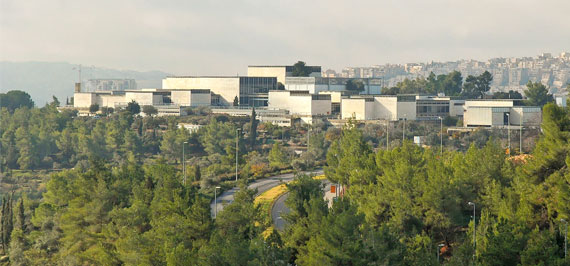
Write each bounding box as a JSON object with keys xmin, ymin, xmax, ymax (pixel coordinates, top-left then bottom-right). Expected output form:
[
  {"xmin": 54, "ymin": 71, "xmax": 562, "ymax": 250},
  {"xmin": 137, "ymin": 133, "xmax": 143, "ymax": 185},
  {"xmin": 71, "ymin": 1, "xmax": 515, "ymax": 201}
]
[{"xmin": 249, "ymin": 108, "xmax": 257, "ymax": 150}]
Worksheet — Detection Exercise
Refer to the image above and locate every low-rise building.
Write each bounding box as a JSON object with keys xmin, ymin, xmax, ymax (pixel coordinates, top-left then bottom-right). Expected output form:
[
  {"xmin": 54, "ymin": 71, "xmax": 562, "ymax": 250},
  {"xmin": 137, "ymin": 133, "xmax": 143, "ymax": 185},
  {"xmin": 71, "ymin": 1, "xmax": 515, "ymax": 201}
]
[
  {"xmin": 463, "ymin": 100, "xmax": 541, "ymax": 127},
  {"xmin": 341, "ymin": 95, "xmax": 416, "ymax": 121},
  {"xmin": 268, "ymin": 90, "xmax": 332, "ymax": 116},
  {"xmin": 284, "ymin": 77, "xmax": 383, "ymax": 94}
]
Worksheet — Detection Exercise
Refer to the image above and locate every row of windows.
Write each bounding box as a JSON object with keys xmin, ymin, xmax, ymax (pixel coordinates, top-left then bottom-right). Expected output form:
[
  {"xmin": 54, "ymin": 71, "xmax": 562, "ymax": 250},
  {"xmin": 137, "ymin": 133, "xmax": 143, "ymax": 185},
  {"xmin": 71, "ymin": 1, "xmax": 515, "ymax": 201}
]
[{"xmin": 417, "ymin": 106, "xmax": 449, "ymax": 113}]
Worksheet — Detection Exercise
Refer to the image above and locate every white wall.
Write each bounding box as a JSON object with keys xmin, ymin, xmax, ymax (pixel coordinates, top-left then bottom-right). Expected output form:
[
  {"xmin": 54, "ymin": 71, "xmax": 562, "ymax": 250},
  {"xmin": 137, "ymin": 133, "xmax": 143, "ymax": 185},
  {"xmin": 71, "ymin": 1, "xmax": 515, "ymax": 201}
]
[
  {"xmin": 464, "ymin": 100, "xmax": 514, "ymax": 108},
  {"xmin": 98, "ymin": 95, "xmax": 126, "ymax": 108},
  {"xmin": 312, "ymin": 99, "xmax": 332, "ymax": 116},
  {"xmin": 247, "ymin": 67, "xmax": 287, "ymax": 84},
  {"xmin": 268, "ymin": 91, "xmax": 291, "ymax": 110},
  {"xmin": 449, "ymin": 100, "xmax": 465, "ymax": 117},
  {"xmin": 341, "ymin": 98, "xmax": 367, "ymax": 120},
  {"xmin": 125, "ymin": 92, "xmax": 155, "ymax": 105},
  {"xmin": 464, "ymin": 107, "xmax": 493, "ymax": 127},
  {"xmin": 190, "ymin": 92, "xmax": 211, "ymax": 106},
  {"xmin": 163, "ymin": 77, "xmax": 240, "ymax": 105},
  {"xmin": 74, "ymin": 93, "xmax": 95, "ymax": 108},
  {"xmin": 374, "ymin": 97, "xmax": 398, "ymax": 120},
  {"xmin": 397, "ymin": 101, "xmax": 417, "ymax": 120}
]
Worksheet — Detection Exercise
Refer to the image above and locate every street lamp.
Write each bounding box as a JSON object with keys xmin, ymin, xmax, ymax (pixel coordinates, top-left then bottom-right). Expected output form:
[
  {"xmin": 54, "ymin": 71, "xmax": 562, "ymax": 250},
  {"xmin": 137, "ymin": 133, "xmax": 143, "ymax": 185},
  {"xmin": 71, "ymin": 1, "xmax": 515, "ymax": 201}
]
[
  {"xmin": 183, "ymin": 141, "xmax": 188, "ymax": 185},
  {"xmin": 520, "ymin": 111, "xmax": 524, "ymax": 154},
  {"xmin": 562, "ymin": 219, "xmax": 568, "ymax": 260},
  {"xmin": 506, "ymin": 113, "xmax": 510, "ymax": 155},
  {"xmin": 214, "ymin": 186, "xmax": 221, "ymax": 218},
  {"xmin": 468, "ymin": 202, "xmax": 476, "ymax": 265},
  {"xmin": 235, "ymin": 129, "xmax": 241, "ymax": 182},
  {"xmin": 437, "ymin": 243, "xmax": 445, "ymax": 263},
  {"xmin": 438, "ymin": 116, "xmax": 443, "ymax": 155}
]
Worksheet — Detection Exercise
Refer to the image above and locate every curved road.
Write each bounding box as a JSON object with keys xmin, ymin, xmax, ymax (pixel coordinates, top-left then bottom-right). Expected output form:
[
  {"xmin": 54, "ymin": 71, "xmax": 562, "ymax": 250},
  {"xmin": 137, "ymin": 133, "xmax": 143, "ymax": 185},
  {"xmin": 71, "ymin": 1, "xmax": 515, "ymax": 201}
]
[
  {"xmin": 210, "ymin": 169, "xmax": 324, "ymax": 218},
  {"xmin": 272, "ymin": 180, "xmax": 334, "ymax": 231}
]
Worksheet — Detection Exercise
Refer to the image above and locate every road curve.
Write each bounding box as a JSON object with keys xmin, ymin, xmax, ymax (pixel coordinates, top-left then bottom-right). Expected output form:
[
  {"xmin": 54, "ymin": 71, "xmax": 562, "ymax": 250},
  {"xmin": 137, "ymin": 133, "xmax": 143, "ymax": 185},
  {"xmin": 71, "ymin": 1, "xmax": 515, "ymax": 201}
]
[
  {"xmin": 210, "ymin": 169, "xmax": 324, "ymax": 218},
  {"xmin": 272, "ymin": 180, "xmax": 333, "ymax": 231}
]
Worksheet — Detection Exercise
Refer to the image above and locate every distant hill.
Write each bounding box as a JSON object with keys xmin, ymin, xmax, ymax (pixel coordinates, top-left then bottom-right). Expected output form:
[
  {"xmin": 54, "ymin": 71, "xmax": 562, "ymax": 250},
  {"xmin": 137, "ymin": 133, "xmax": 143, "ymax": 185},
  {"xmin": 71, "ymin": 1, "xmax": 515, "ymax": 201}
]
[{"xmin": 0, "ymin": 61, "xmax": 170, "ymax": 106}]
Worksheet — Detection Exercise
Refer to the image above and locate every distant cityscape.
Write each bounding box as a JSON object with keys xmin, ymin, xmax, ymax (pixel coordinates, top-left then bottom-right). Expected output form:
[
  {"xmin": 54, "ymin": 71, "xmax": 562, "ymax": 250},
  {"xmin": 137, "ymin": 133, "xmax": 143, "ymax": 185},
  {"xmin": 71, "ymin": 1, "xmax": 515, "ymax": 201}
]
[{"xmin": 323, "ymin": 52, "xmax": 570, "ymax": 95}]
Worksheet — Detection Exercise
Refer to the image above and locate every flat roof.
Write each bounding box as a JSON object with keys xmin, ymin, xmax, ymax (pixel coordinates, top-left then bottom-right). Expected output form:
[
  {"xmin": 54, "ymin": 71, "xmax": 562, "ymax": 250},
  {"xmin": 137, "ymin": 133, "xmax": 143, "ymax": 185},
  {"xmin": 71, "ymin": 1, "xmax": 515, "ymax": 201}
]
[{"xmin": 166, "ymin": 76, "xmax": 276, "ymax": 79}]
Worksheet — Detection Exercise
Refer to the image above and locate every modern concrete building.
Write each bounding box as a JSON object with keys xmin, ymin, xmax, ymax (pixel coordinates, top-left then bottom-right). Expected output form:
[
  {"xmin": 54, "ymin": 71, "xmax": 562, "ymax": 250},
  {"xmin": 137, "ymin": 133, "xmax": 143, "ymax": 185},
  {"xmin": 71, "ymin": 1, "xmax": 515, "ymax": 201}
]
[
  {"xmin": 73, "ymin": 89, "xmax": 211, "ymax": 115},
  {"xmin": 268, "ymin": 90, "xmax": 332, "ymax": 116},
  {"xmin": 162, "ymin": 76, "xmax": 276, "ymax": 107},
  {"xmin": 170, "ymin": 89, "xmax": 211, "ymax": 107},
  {"xmin": 463, "ymin": 100, "xmax": 541, "ymax": 127},
  {"xmin": 318, "ymin": 91, "xmax": 344, "ymax": 114},
  {"xmin": 247, "ymin": 65, "xmax": 321, "ymax": 84},
  {"xmin": 415, "ymin": 95, "xmax": 465, "ymax": 120},
  {"xmin": 284, "ymin": 77, "xmax": 383, "ymax": 95},
  {"xmin": 341, "ymin": 95, "xmax": 416, "ymax": 121}
]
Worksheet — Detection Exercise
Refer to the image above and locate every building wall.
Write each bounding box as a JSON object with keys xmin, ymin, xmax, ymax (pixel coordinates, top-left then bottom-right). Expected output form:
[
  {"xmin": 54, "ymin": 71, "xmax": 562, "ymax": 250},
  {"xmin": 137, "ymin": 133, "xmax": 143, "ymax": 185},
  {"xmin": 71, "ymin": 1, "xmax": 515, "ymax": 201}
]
[
  {"xmin": 247, "ymin": 67, "xmax": 287, "ymax": 84},
  {"xmin": 464, "ymin": 107, "xmax": 494, "ymax": 127},
  {"xmin": 318, "ymin": 91, "xmax": 343, "ymax": 103},
  {"xmin": 163, "ymin": 77, "xmax": 240, "ymax": 105},
  {"xmin": 171, "ymin": 90, "xmax": 211, "ymax": 106},
  {"xmin": 287, "ymin": 96, "xmax": 312, "ymax": 115},
  {"xmin": 268, "ymin": 91, "xmax": 291, "ymax": 110},
  {"xmin": 449, "ymin": 100, "xmax": 465, "ymax": 117},
  {"xmin": 341, "ymin": 98, "xmax": 367, "ymax": 120},
  {"xmin": 125, "ymin": 92, "xmax": 159, "ymax": 106},
  {"xmin": 311, "ymin": 99, "xmax": 332, "ymax": 116},
  {"xmin": 98, "ymin": 95, "xmax": 126, "ymax": 108},
  {"xmin": 190, "ymin": 92, "xmax": 211, "ymax": 106},
  {"xmin": 397, "ymin": 101, "xmax": 417, "ymax": 120},
  {"xmin": 511, "ymin": 107, "xmax": 542, "ymax": 126},
  {"xmin": 375, "ymin": 97, "xmax": 398, "ymax": 120},
  {"xmin": 464, "ymin": 100, "xmax": 514, "ymax": 108},
  {"xmin": 74, "ymin": 93, "xmax": 96, "ymax": 108}
]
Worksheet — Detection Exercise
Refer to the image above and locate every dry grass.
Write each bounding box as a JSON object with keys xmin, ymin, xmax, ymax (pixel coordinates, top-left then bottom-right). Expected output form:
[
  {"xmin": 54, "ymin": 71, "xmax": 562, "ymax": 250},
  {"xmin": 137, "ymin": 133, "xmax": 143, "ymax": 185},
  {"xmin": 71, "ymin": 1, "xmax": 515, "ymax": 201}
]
[{"xmin": 313, "ymin": 174, "xmax": 326, "ymax": 180}]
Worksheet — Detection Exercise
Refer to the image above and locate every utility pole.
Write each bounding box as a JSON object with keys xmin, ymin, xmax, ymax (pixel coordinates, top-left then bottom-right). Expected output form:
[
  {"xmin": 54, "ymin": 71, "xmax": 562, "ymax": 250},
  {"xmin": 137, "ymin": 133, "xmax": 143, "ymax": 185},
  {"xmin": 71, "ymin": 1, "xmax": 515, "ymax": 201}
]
[
  {"xmin": 183, "ymin": 141, "xmax": 188, "ymax": 185},
  {"xmin": 520, "ymin": 111, "xmax": 523, "ymax": 154},
  {"xmin": 235, "ymin": 129, "xmax": 240, "ymax": 182},
  {"xmin": 438, "ymin": 116, "xmax": 443, "ymax": 155},
  {"xmin": 468, "ymin": 202, "xmax": 476, "ymax": 266},
  {"xmin": 506, "ymin": 113, "xmax": 511, "ymax": 155}
]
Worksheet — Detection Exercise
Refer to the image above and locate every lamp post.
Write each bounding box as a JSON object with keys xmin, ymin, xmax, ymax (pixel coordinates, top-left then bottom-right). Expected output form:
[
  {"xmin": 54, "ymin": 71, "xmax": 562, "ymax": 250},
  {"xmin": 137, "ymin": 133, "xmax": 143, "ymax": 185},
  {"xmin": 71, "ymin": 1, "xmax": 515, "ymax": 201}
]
[
  {"xmin": 468, "ymin": 202, "xmax": 476, "ymax": 266},
  {"xmin": 562, "ymin": 219, "xmax": 568, "ymax": 260},
  {"xmin": 437, "ymin": 243, "xmax": 445, "ymax": 263},
  {"xmin": 183, "ymin": 141, "xmax": 188, "ymax": 185},
  {"xmin": 214, "ymin": 186, "xmax": 221, "ymax": 218},
  {"xmin": 438, "ymin": 116, "xmax": 443, "ymax": 155},
  {"xmin": 520, "ymin": 111, "xmax": 523, "ymax": 154},
  {"xmin": 235, "ymin": 129, "xmax": 240, "ymax": 182},
  {"xmin": 506, "ymin": 113, "xmax": 510, "ymax": 155}
]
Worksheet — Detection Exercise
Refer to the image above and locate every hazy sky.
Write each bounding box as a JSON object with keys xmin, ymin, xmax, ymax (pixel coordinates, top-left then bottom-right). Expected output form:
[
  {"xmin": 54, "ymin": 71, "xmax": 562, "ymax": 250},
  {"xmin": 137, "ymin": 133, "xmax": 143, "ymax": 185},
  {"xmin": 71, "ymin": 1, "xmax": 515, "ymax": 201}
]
[{"xmin": 1, "ymin": 0, "xmax": 569, "ymax": 75}]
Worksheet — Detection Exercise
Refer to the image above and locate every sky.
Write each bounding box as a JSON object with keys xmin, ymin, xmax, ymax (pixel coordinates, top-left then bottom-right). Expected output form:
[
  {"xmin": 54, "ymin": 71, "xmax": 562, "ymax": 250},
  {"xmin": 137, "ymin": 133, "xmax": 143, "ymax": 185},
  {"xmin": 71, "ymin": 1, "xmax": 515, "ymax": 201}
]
[{"xmin": 1, "ymin": 0, "xmax": 569, "ymax": 75}]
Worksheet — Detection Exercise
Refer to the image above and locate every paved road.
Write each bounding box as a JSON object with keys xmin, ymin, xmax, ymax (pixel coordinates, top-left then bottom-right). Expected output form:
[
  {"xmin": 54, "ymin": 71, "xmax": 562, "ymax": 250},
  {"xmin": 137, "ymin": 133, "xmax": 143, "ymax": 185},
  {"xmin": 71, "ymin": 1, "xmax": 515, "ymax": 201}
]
[
  {"xmin": 272, "ymin": 180, "xmax": 335, "ymax": 231},
  {"xmin": 210, "ymin": 169, "xmax": 324, "ymax": 218}
]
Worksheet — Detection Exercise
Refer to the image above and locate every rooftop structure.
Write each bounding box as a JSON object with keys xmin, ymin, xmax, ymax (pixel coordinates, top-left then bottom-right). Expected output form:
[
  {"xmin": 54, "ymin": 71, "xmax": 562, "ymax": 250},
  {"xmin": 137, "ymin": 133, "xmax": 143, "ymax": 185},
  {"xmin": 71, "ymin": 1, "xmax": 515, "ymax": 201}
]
[{"xmin": 247, "ymin": 65, "xmax": 321, "ymax": 84}]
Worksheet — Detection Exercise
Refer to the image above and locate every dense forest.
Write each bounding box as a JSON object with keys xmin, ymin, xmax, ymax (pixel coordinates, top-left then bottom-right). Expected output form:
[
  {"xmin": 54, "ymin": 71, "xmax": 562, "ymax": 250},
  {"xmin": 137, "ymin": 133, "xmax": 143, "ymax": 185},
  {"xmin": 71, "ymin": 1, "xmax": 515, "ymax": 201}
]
[{"xmin": 0, "ymin": 90, "xmax": 568, "ymax": 265}]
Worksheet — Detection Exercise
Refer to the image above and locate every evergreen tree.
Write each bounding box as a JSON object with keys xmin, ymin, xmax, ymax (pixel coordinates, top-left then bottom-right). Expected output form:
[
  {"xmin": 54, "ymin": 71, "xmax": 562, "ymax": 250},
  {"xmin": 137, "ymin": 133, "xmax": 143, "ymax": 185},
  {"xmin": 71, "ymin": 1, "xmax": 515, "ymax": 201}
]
[
  {"xmin": 249, "ymin": 108, "xmax": 257, "ymax": 150},
  {"xmin": 524, "ymin": 81, "xmax": 553, "ymax": 106}
]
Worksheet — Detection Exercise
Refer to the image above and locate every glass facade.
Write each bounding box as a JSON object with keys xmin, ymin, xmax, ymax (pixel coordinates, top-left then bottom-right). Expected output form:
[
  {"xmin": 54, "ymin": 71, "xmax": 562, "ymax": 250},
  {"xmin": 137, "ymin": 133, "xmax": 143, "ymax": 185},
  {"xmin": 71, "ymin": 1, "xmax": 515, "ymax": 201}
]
[{"xmin": 239, "ymin": 77, "xmax": 276, "ymax": 107}]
